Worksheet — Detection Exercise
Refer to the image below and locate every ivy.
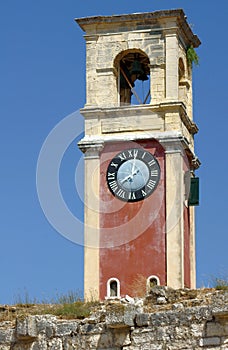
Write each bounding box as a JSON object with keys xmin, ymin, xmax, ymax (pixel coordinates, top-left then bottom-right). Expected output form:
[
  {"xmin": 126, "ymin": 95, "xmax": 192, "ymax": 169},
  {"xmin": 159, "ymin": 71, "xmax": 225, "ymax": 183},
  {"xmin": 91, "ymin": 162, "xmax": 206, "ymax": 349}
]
[{"xmin": 187, "ymin": 46, "xmax": 199, "ymax": 67}]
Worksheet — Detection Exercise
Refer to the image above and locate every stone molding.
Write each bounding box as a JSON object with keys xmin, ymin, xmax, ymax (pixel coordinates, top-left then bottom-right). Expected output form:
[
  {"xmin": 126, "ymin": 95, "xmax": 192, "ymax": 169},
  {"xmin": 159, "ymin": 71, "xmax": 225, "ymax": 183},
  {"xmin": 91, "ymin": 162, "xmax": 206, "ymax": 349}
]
[
  {"xmin": 76, "ymin": 9, "xmax": 201, "ymax": 48},
  {"xmin": 81, "ymin": 102, "xmax": 199, "ymax": 136},
  {"xmin": 78, "ymin": 141, "xmax": 104, "ymax": 159}
]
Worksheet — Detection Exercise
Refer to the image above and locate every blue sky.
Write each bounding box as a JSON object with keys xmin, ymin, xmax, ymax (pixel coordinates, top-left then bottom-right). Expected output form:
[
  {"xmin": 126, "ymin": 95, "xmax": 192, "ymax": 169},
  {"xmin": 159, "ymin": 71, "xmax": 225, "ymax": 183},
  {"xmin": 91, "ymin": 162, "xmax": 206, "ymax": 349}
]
[{"xmin": 1, "ymin": 0, "xmax": 227, "ymax": 304}]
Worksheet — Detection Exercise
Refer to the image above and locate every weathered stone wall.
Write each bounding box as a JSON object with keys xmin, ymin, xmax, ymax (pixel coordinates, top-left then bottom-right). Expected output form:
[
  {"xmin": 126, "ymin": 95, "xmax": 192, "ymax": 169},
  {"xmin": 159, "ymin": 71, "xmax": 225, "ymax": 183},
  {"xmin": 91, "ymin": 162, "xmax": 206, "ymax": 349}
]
[{"xmin": 0, "ymin": 288, "xmax": 227, "ymax": 349}]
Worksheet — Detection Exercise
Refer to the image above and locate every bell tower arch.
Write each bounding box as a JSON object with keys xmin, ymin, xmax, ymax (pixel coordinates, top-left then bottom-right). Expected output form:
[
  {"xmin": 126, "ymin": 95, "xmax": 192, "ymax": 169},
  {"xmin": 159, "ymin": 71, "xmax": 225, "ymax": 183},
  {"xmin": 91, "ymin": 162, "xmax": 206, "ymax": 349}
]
[
  {"xmin": 76, "ymin": 9, "xmax": 201, "ymax": 300},
  {"xmin": 114, "ymin": 49, "xmax": 151, "ymax": 105}
]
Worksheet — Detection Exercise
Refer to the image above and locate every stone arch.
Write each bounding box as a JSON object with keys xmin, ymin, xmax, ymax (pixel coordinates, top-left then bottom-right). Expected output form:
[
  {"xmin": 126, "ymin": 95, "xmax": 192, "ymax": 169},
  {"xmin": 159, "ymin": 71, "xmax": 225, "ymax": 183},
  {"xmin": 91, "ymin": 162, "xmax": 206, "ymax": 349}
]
[
  {"xmin": 178, "ymin": 56, "xmax": 190, "ymax": 106},
  {"xmin": 114, "ymin": 49, "xmax": 151, "ymax": 105},
  {"xmin": 178, "ymin": 57, "xmax": 186, "ymax": 82},
  {"xmin": 147, "ymin": 275, "xmax": 160, "ymax": 292}
]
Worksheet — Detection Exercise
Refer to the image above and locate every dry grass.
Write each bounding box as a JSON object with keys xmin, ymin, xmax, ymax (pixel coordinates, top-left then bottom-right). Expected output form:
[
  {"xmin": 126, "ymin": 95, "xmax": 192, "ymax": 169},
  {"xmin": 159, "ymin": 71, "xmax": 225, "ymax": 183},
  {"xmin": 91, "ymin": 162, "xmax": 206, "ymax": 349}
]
[
  {"xmin": 0, "ymin": 301, "xmax": 100, "ymax": 322},
  {"xmin": 128, "ymin": 274, "xmax": 147, "ymax": 297}
]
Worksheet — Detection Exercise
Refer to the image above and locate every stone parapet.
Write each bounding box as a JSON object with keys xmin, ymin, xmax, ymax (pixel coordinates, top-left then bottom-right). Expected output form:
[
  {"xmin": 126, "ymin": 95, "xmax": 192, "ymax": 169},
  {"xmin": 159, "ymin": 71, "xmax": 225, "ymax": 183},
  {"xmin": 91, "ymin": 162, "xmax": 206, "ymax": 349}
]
[{"xmin": 0, "ymin": 288, "xmax": 227, "ymax": 349}]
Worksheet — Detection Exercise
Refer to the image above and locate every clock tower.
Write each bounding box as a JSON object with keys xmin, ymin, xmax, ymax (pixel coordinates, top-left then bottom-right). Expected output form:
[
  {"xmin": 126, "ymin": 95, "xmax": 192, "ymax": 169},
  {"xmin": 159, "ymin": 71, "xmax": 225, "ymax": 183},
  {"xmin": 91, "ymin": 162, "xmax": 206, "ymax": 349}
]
[{"xmin": 76, "ymin": 9, "xmax": 201, "ymax": 300}]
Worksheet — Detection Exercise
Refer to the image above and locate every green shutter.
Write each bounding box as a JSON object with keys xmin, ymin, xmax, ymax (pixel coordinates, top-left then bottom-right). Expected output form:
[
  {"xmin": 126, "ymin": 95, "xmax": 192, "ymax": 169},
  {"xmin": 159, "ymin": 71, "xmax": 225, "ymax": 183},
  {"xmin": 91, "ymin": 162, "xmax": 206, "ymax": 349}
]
[{"xmin": 188, "ymin": 177, "xmax": 199, "ymax": 206}]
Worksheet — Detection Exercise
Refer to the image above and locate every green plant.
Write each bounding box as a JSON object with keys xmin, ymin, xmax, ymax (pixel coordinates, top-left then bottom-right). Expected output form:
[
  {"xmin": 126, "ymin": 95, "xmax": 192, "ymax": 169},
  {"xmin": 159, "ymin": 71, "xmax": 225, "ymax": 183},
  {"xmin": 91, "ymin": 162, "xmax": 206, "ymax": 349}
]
[
  {"xmin": 50, "ymin": 301, "xmax": 92, "ymax": 319},
  {"xmin": 187, "ymin": 46, "xmax": 199, "ymax": 67},
  {"xmin": 3, "ymin": 290, "xmax": 100, "ymax": 321},
  {"xmin": 214, "ymin": 278, "xmax": 228, "ymax": 290}
]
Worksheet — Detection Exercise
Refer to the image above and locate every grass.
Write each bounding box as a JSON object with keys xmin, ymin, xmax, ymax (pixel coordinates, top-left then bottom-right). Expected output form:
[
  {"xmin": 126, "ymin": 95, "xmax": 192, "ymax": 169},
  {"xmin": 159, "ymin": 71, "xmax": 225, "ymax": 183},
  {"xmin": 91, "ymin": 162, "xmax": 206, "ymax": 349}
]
[
  {"xmin": 50, "ymin": 301, "xmax": 94, "ymax": 319},
  {"xmin": 13, "ymin": 289, "xmax": 83, "ymax": 305},
  {"xmin": 208, "ymin": 271, "xmax": 228, "ymax": 291},
  {"xmin": 214, "ymin": 278, "xmax": 228, "ymax": 290},
  {"xmin": 0, "ymin": 290, "xmax": 99, "ymax": 322}
]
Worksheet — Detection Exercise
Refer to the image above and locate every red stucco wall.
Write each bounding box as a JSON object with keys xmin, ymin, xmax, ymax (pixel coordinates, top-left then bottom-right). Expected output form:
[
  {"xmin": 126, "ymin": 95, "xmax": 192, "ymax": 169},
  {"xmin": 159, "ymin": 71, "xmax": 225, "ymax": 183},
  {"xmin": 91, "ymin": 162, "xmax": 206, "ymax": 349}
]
[{"xmin": 99, "ymin": 140, "xmax": 166, "ymax": 299}]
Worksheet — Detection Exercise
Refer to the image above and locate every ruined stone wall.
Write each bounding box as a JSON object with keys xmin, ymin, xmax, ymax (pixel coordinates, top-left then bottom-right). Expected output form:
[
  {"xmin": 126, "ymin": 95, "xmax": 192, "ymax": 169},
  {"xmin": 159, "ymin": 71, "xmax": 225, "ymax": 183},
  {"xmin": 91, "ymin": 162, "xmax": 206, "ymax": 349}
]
[{"xmin": 0, "ymin": 288, "xmax": 227, "ymax": 349}]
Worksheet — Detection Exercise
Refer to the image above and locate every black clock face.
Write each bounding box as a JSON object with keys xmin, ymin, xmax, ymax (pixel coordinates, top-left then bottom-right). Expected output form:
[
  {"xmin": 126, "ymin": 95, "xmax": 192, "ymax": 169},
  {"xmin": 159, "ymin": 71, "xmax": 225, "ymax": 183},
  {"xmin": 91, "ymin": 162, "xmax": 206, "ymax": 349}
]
[{"xmin": 106, "ymin": 148, "xmax": 160, "ymax": 202}]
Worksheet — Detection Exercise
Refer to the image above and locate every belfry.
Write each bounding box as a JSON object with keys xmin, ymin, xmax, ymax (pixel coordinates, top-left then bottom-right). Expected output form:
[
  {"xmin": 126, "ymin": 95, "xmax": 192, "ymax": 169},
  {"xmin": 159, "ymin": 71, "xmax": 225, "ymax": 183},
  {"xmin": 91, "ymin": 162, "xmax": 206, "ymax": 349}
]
[{"xmin": 76, "ymin": 9, "xmax": 200, "ymax": 300}]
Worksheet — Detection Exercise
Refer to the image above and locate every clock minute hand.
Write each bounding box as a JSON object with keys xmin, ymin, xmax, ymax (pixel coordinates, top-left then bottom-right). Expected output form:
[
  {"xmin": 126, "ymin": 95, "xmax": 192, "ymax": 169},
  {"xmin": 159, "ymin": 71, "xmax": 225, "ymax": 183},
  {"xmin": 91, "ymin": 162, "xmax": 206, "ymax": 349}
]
[{"xmin": 131, "ymin": 157, "xmax": 137, "ymax": 175}]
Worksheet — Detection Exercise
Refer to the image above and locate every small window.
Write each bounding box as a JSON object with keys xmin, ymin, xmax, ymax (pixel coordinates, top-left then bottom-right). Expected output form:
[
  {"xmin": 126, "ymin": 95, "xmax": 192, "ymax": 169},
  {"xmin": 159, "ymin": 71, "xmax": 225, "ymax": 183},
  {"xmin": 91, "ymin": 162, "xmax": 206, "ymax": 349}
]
[
  {"xmin": 147, "ymin": 275, "xmax": 160, "ymax": 292},
  {"xmin": 106, "ymin": 278, "xmax": 120, "ymax": 298},
  {"xmin": 110, "ymin": 281, "xmax": 117, "ymax": 297}
]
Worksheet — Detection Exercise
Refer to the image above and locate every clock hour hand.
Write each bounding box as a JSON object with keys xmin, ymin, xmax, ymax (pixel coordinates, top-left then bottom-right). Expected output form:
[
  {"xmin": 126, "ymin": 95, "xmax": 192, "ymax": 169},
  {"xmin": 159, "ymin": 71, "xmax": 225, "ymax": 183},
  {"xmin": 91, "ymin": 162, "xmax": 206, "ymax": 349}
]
[
  {"xmin": 120, "ymin": 174, "xmax": 133, "ymax": 184},
  {"xmin": 132, "ymin": 168, "xmax": 139, "ymax": 177}
]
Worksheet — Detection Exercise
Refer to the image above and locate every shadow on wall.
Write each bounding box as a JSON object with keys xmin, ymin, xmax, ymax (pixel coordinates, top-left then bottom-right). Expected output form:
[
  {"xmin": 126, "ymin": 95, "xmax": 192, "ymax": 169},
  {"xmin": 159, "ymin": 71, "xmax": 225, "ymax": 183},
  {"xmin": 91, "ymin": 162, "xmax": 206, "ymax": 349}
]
[{"xmin": 97, "ymin": 327, "xmax": 130, "ymax": 349}]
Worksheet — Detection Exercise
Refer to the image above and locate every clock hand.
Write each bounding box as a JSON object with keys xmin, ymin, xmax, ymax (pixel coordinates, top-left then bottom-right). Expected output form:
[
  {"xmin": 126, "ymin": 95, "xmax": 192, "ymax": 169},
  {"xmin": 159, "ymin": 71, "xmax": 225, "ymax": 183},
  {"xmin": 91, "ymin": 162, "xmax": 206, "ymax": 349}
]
[
  {"xmin": 120, "ymin": 174, "xmax": 133, "ymax": 184},
  {"xmin": 132, "ymin": 168, "xmax": 140, "ymax": 176},
  {"xmin": 131, "ymin": 157, "xmax": 137, "ymax": 175}
]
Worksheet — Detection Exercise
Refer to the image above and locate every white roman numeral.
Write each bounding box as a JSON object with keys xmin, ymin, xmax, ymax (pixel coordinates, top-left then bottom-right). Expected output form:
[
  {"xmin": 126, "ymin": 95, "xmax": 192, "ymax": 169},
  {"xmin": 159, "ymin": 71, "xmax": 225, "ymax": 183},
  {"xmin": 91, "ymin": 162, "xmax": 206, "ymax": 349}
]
[
  {"xmin": 118, "ymin": 152, "xmax": 126, "ymax": 161},
  {"xmin": 117, "ymin": 189, "xmax": 125, "ymax": 199},
  {"xmin": 129, "ymin": 192, "xmax": 136, "ymax": 200},
  {"xmin": 133, "ymin": 149, "xmax": 138, "ymax": 157},
  {"xmin": 107, "ymin": 172, "xmax": 115, "ymax": 180},
  {"xmin": 109, "ymin": 180, "xmax": 118, "ymax": 192},
  {"xmin": 147, "ymin": 179, "xmax": 156, "ymax": 190},
  {"xmin": 141, "ymin": 190, "xmax": 147, "ymax": 197},
  {"xmin": 151, "ymin": 170, "xmax": 158, "ymax": 177},
  {"xmin": 148, "ymin": 159, "xmax": 156, "ymax": 167},
  {"xmin": 111, "ymin": 162, "xmax": 118, "ymax": 169}
]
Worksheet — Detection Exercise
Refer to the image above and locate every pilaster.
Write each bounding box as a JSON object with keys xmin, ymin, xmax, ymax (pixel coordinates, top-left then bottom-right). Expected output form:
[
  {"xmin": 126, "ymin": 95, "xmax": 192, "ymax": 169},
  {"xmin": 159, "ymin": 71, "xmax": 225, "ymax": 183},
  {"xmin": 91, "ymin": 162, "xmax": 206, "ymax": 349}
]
[
  {"xmin": 189, "ymin": 206, "xmax": 196, "ymax": 288},
  {"xmin": 162, "ymin": 141, "xmax": 185, "ymax": 288},
  {"xmin": 78, "ymin": 141, "xmax": 104, "ymax": 300},
  {"xmin": 165, "ymin": 32, "xmax": 178, "ymax": 100}
]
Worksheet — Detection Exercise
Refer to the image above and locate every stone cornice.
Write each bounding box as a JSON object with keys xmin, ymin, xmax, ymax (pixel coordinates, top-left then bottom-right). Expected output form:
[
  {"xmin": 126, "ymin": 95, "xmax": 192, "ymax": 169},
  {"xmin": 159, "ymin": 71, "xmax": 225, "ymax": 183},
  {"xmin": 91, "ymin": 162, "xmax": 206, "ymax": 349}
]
[
  {"xmin": 80, "ymin": 102, "xmax": 199, "ymax": 136},
  {"xmin": 76, "ymin": 9, "xmax": 200, "ymax": 48},
  {"xmin": 78, "ymin": 140, "xmax": 104, "ymax": 159},
  {"xmin": 78, "ymin": 132, "xmax": 200, "ymax": 170}
]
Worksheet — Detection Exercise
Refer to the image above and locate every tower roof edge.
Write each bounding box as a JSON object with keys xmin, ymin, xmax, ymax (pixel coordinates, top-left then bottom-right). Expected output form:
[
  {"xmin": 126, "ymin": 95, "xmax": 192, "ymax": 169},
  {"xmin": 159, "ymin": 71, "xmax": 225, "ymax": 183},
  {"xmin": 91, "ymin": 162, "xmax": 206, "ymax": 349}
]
[{"xmin": 75, "ymin": 9, "xmax": 200, "ymax": 48}]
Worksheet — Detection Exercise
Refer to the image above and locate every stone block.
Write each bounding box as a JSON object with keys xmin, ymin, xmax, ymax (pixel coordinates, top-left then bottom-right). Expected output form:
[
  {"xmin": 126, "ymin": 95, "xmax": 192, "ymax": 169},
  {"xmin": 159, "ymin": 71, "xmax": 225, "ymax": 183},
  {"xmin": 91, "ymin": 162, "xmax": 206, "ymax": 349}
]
[
  {"xmin": 0, "ymin": 329, "xmax": 15, "ymax": 344},
  {"xmin": 16, "ymin": 316, "xmax": 37, "ymax": 339},
  {"xmin": 35, "ymin": 315, "xmax": 57, "ymax": 338},
  {"xmin": 48, "ymin": 338, "xmax": 63, "ymax": 350},
  {"xmin": 199, "ymin": 337, "xmax": 221, "ymax": 347},
  {"xmin": 206, "ymin": 321, "xmax": 226, "ymax": 337},
  {"xmin": 131, "ymin": 328, "xmax": 156, "ymax": 345},
  {"xmin": 135, "ymin": 313, "xmax": 150, "ymax": 327},
  {"xmin": 55, "ymin": 321, "xmax": 78, "ymax": 336},
  {"xmin": 31, "ymin": 339, "xmax": 48, "ymax": 350},
  {"xmin": 85, "ymin": 334, "xmax": 101, "ymax": 347},
  {"xmin": 124, "ymin": 305, "xmax": 136, "ymax": 327},
  {"xmin": 112, "ymin": 329, "xmax": 131, "ymax": 347},
  {"xmin": 190, "ymin": 323, "xmax": 204, "ymax": 338},
  {"xmin": 79, "ymin": 323, "xmax": 105, "ymax": 335}
]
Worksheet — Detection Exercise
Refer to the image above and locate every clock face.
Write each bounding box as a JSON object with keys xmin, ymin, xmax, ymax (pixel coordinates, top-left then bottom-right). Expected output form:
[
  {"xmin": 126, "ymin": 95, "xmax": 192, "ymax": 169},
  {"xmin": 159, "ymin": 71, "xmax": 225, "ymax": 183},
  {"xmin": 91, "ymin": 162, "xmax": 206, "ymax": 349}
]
[{"xmin": 106, "ymin": 148, "xmax": 160, "ymax": 202}]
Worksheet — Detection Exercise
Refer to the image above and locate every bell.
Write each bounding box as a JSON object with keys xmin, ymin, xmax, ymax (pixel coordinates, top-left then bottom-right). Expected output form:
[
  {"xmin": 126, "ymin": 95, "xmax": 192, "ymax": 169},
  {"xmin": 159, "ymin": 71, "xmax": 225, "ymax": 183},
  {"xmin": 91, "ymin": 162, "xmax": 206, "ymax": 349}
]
[
  {"xmin": 138, "ymin": 72, "xmax": 149, "ymax": 81},
  {"xmin": 130, "ymin": 60, "xmax": 144, "ymax": 77}
]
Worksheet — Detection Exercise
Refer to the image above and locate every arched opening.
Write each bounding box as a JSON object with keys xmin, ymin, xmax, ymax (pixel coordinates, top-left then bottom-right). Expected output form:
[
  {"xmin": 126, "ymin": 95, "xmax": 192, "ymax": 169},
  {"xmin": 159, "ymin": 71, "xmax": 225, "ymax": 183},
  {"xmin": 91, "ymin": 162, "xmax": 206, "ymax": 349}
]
[
  {"xmin": 147, "ymin": 275, "xmax": 160, "ymax": 293},
  {"xmin": 106, "ymin": 278, "xmax": 120, "ymax": 298},
  {"xmin": 115, "ymin": 50, "xmax": 150, "ymax": 106},
  {"xmin": 178, "ymin": 57, "xmax": 189, "ymax": 105},
  {"xmin": 179, "ymin": 57, "xmax": 185, "ymax": 82}
]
